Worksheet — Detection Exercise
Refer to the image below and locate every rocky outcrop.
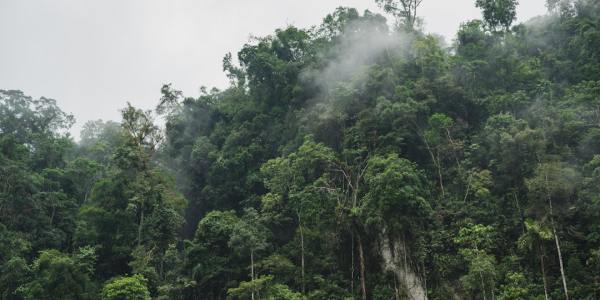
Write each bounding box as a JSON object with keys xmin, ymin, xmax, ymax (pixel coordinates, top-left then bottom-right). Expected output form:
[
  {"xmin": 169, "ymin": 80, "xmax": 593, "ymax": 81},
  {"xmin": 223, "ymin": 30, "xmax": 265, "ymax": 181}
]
[{"xmin": 380, "ymin": 235, "xmax": 428, "ymax": 300}]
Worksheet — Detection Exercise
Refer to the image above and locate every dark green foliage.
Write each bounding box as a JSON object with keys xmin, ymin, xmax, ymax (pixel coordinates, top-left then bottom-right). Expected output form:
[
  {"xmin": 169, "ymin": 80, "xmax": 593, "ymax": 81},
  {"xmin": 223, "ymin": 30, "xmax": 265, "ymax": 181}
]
[
  {"xmin": 475, "ymin": 0, "xmax": 519, "ymax": 31},
  {"xmin": 17, "ymin": 247, "xmax": 97, "ymax": 300}
]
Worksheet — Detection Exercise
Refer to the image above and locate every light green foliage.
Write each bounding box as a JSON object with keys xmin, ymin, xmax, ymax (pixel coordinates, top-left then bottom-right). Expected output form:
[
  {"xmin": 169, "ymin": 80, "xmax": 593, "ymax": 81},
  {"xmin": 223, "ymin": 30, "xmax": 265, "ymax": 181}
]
[
  {"xmin": 226, "ymin": 275, "xmax": 273, "ymax": 299},
  {"xmin": 455, "ymin": 224, "xmax": 497, "ymax": 299},
  {"xmin": 227, "ymin": 275, "xmax": 304, "ymax": 300},
  {"xmin": 0, "ymin": 90, "xmax": 74, "ymax": 142},
  {"xmin": 413, "ymin": 36, "xmax": 447, "ymax": 79},
  {"xmin": 261, "ymin": 136, "xmax": 337, "ymax": 225},
  {"xmin": 497, "ymin": 272, "xmax": 529, "ymax": 299},
  {"xmin": 101, "ymin": 274, "xmax": 151, "ymax": 300},
  {"xmin": 361, "ymin": 153, "xmax": 430, "ymax": 233},
  {"xmin": 455, "ymin": 223, "xmax": 496, "ymax": 252},
  {"xmin": 227, "ymin": 208, "xmax": 269, "ymax": 300},
  {"xmin": 518, "ymin": 219, "xmax": 552, "ymax": 251},
  {"xmin": 229, "ymin": 208, "xmax": 268, "ymax": 258},
  {"xmin": 459, "ymin": 252, "xmax": 496, "ymax": 299}
]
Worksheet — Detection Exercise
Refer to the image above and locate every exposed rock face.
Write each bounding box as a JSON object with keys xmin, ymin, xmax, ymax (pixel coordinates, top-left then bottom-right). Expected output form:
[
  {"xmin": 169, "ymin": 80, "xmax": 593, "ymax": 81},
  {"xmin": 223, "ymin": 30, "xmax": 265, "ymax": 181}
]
[{"xmin": 380, "ymin": 235, "xmax": 428, "ymax": 300}]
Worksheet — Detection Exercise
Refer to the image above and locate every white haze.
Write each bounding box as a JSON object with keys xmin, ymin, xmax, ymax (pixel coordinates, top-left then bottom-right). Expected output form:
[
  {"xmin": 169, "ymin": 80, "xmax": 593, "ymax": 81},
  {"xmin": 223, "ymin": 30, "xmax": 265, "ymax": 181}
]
[
  {"xmin": 0, "ymin": 0, "xmax": 547, "ymax": 139},
  {"xmin": 308, "ymin": 22, "xmax": 410, "ymax": 93}
]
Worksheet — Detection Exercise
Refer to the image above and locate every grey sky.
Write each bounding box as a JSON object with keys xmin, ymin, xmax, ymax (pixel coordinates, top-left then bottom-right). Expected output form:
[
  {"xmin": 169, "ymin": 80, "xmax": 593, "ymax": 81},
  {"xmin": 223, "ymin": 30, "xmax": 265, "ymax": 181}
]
[{"xmin": 0, "ymin": 0, "xmax": 547, "ymax": 139}]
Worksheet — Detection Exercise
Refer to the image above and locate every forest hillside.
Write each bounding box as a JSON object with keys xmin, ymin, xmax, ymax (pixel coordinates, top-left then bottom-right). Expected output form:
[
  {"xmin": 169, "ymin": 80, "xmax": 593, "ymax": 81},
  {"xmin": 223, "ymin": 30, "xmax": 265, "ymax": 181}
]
[{"xmin": 1, "ymin": 0, "xmax": 600, "ymax": 299}]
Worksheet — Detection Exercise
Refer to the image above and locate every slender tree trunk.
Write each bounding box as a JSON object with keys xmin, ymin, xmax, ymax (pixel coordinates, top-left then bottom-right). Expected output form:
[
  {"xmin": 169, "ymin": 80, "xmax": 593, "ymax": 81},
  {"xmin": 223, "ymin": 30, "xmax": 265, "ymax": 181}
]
[
  {"xmin": 479, "ymin": 271, "xmax": 487, "ymax": 300},
  {"xmin": 84, "ymin": 187, "xmax": 90, "ymax": 203},
  {"xmin": 431, "ymin": 154, "xmax": 446, "ymax": 197},
  {"xmin": 513, "ymin": 192, "xmax": 525, "ymax": 235},
  {"xmin": 160, "ymin": 258, "xmax": 164, "ymax": 280},
  {"xmin": 394, "ymin": 272, "xmax": 401, "ymax": 300},
  {"xmin": 435, "ymin": 152, "xmax": 444, "ymax": 197},
  {"xmin": 422, "ymin": 260, "xmax": 428, "ymax": 300},
  {"xmin": 402, "ymin": 237, "xmax": 409, "ymax": 292},
  {"xmin": 595, "ymin": 277, "xmax": 598, "ymax": 300},
  {"xmin": 50, "ymin": 205, "xmax": 56, "ymax": 226},
  {"xmin": 138, "ymin": 203, "xmax": 144, "ymax": 247},
  {"xmin": 357, "ymin": 234, "xmax": 367, "ymax": 300},
  {"xmin": 540, "ymin": 245, "xmax": 549, "ymax": 300},
  {"xmin": 419, "ymin": 132, "xmax": 444, "ymax": 197},
  {"xmin": 463, "ymin": 173, "xmax": 473, "ymax": 202},
  {"xmin": 445, "ymin": 128, "xmax": 463, "ymax": 172},
  {"xmin": 298, "ymin": 214, "xmax": 306, "ymax": 294},
  {"xmin": 251, "ymin": 250, "xmax": 255, "ymax": 300},
  {"xmin": 351, "ymin": 233, "xmax": 355, "ymax": 295},
  {"xmin": 338, "ymin": 160, "xmax": 368, "ymax": 298},
  {"xmin": 553, "ymin": 225, "xmax": 569, "ymax": 300},
  {"xmin": 436, "ymin": 152, "xmax": 444, "ymax": 197},
  {"xmin": 545, "ymin": 172, "xmax": 569, "ymax": 300}
]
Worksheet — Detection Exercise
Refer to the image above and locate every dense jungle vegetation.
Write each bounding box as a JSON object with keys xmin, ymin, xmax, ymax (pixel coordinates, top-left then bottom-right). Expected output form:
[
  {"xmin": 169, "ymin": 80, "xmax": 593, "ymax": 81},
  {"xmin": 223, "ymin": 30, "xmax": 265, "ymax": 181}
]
[{"xmin": 2, "ymin": 0, "xmax": 600, "ymax": 299}]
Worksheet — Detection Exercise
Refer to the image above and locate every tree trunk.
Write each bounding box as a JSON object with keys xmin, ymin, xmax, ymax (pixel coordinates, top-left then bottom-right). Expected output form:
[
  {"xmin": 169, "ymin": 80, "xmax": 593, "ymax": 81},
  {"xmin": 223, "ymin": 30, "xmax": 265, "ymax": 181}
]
[
  {"xmin": 160, "ymin": 258, "xmax": 164, "ymax": 280},
  {"xmin": 545, "ymin": 172, "xmax": 569, "ymax": 300},
  {"xmin": 402, "ymin": 238, "xmax": 409, "ymax": 291},
  {"xmin": 540, "ymin": 245, "xmax": 549, "ymax": 300},
  {"xmin": 50, "ymin": 204, "xmax": 56, "ymax": 226},
  {"xmin": 394, "ymin": 272, "xmax": 401, "ymax": 300},
  {"xmin": 418, "ymin": 132, "xmax": 444, "ymax": 198},
  {"xmin": 137, "ymin": 204, "xmax": 144, "ymax": 247},
  {"xmin": 463, "ymin": 173, "xmax": 473, "ymax": 202},
  {"xmin": 445, "ymin": 128, "xmax": 463, "ymax": 173},
  {"xmin": 251, "ymin": 250, "xmax": 255, "ymax": 300},
  {"xmin": 351, "ymin": 233, "xmax": 355, "ymax": 295},
  {"xmin": 479, "ymin": 271, "xmax": 487, "ymax": 300},
  {"xmin": 357, "ymin": 234, "xmax": 367, "ymax": 300},
  {"xmin": 422, "ymin": 260, "xmax": 428, "ymax": 300},
  {"xmin": 513, "ymin": 193, "xmax": 526, "ymax": 235},
  {"xmin": 298, "ymin": 214, "xmax": 306, "ymax": 294},
  {"xmin": 435, "ymin": 152, "xmax": 444, "ymax": 197},
  {"xmin": 84, "ymin": 182, "xmax": 95, "ymax": 203},
  {"xmin": 554, "ymin": 225, "xmax": 569, "ymax": 300}
]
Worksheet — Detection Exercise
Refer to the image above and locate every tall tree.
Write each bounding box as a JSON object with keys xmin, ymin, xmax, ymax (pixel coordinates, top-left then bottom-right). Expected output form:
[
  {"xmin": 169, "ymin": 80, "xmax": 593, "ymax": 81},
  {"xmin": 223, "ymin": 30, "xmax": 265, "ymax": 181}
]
[
  {"xmin": 526, "ymin": 162, "xmax": 580, "ymax": 300},
  {"xmin": 475, "ymin": 0, "xmax": 519, "ymax": 32},
  {"xmin": 375, "ymin": 0, "xmax": 424, "ymax": 30},
  {"xmin": 228, "ymin": 208, "xmax": 269, "ymax": 300}
]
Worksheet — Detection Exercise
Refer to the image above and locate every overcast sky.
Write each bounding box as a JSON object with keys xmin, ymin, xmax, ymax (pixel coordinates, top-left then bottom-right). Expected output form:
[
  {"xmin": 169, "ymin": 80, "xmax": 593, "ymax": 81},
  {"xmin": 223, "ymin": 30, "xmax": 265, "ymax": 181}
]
[{"xmin": 0, "ymin": 0, "xmax": 547, "ymax": 139}]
